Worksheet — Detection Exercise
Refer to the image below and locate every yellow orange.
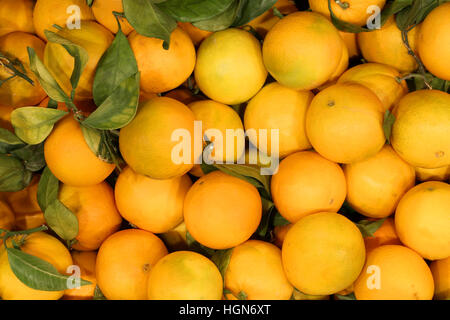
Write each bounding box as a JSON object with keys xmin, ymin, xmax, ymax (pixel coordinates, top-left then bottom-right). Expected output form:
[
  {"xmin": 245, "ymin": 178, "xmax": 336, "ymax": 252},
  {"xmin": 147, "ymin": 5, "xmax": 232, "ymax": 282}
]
[
  {"xmin": 92, "ymin": 0, "xmax": 134, "ymax": 35},
  {"xmin": 177, "ymin": 22, "xmax": 212, "ymax": 46},
  {"xmin": 430, "ymin": 257, "xmax": 450, "ymax": 300},
  {"xmin": 0, "ymin": 0, "xmax": 35, "ymax": 37},
  {"xmin": 63, "ymin": 251, "xmax": 97, "ymax": 300},
  {"xmin": 415, "ymin": 166, "xmax": 450, "ymax": 182}
]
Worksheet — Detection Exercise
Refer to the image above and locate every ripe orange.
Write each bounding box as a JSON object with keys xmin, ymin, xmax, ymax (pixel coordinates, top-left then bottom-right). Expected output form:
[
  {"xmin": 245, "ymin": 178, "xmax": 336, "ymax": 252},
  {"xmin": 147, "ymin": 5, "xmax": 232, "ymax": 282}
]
[
  {"xmin": 273, "ymin": 223, "xmax": 292, "ymax": 248},
  {"xmin": 96, "ymin": 229, "xmax": 168, "ymax": 300},
  {"xmin": 147, "ymin": 251, "xmax": 223, "ymax": 300},
  {"xmin": 364, "ymin": 217, "xmax": 401, "ymax": 253},
  {"xmin": 430, "ymin": 257, "xmax": 450, "ymax": 300},
  {"xmin": 0, "ymin": 0, "xmax": 35, "ymax": 37},
  {"xmin": 271, "ymin": 151, "xmax": 347, "ymax": 223},
  {"xmin": 354, "ymin": 245, "xmax": 434, "ymax": 300},
  {"xmin": 44, "ymin": 116, "xmax": 115, "ymax": 186},
  {"xmin": 0, "ymin": 105, "xmax": 14, "ymax": 131},
  {"xmin": 63, "ymin": 251, "xmax": 97, "ymax": 300},
  {"xmin": 195, "ymin": 28, "xmax": 267, "ymax": 105},
  {"xmin": 59, "ymin": 182, "xmax": 122, "ymax": 251},
  {"xmin": 224, "ymin": 240, "xmax": 293, "ymax": 300},
  {"xmin": 415, "ymin": 166, "xmax": 450, "ymax": 182},
  {"xmin": 92, "ymin": 0, "xmax": 134, "ymax": 35},
  {"xmin": 0, "ymin": 232, "xmax": 73, "ymax": 300},
  {"xmin": 306, "ymin": 83, "xmax": 385, "ymax": 164},
  {"xmin": 344, "ymin": 145, "xmax": 415, "ymax": 218},
  {"xmin": 114, "ymin": 166, "xmax": 192, "ymax": 234},
  {"xmin": 165, "ymin": 87, "xmax": 202, "ymax": 105},
  {"xmin": 177, "ymin": 22, "xmax": 212, "ymax": 46},
  {"xmin": 0, "ymin": 200, "xmax": 14, "ymax": 230},
  {"xmin": 263, "ymin": 11, "xmax": 344, "ymax": 90},
  {"xmin": 339, "ymin": 31, "xmax": 359, "ymax": 58},
  {"xmin": 244, "ymin": 82, "xmax": 314, "ymax": 158},
  {"xmin": 119, "ymin": 97, "xmax": 195, "ymax": 180},
  {"xmin": 418, "ymin": 2, "xmax": 450, "ymax": 80},
  {"xmin": 395, "ymin": 181, "xmax": 450, "ymax": 260},
  {"xmin": 183, "ymin": 171, "xmax": 262, "ymax": 250},
  {"xmin": 0, "ymin": 32, "xmax": 47, "ymax": 108},
  {"xmin": 282, "ymin": 212, "xmax": 366, "ymax": 295},
  {"xmin": 129, "ymin": 27, "xmax": 196, "ymax": 94},
  {"xmin": 44, "ymin": 21, "xmax": 114, "ymax": 101},
  {"xmin": 248, "ymin": 0, "xmax": 298, "ymax": 37}
]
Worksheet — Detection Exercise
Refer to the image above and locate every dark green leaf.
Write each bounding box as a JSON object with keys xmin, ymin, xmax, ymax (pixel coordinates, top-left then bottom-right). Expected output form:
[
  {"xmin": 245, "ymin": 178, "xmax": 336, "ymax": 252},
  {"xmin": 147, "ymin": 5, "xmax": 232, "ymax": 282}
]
[
  {"xmin": 0, "ymin": 53, "xmax": 34, "ymax": 86},
  {"xmin": 395, "ymin": 0, "xmax": 445, "ymax": 30},
  {"xmin": 37, "ymin": 167, "xmax": 60, "ymax": 212},
  {"xmin": 236, "ymin": 291, "xmax": 248, "ymax": 300},
  {"xmin": 200, "ymin": 162, "xmax": 218, "ymax": 175},
  {"xmin": 86, "ymin": 0, "xmax": 94, "ymax": 7},
  {"xmin": 335, "ymin": 292, "xmax": 356, "ymax": 300},
  {"xmin": 383, "ymin": 110, "xmax": 396, "ymax": 144},
  {"xmin": 44, "ymin": 199, "xmax": 79, "ymax": 241},
  {"xmin": 211, "ymin": 249, "xmax": 233, "ymax": 283},
  {"xmin": 79, "ymin": 124, "xmax": 112, "ymax": 163},
  {"xmin": 256, "ymin": 198, "xmax": 275, "ymax": 238},
  {"xmin": 193, "ymin": 0, "xmax": 239, "ymax": 31},
  {"xmin": 93, "ymin": 285, "xmax": 107, "ymax": 300},
  {"xmin": 355, "ymin": 218, "xmax": 387, "ymax": 238},
  {"xmin": 0, "ymin": 155, "xmax": 31, "ymax": 192},
  {"xmin": 10, "ymin": 143, "xmax": 45, "ymax": 172},
  {"xmin": 0, "ymin": 128, "xmax": 25, "ymax": 153},
  {"xmin": 328, "ymin": 0, "xmax": 372, "ymax": 33},
  {"xmin": 185, "ymin": 231, "xmax": 216, "ymax": 258},
  {"xmin": 232, "ymin": 0, "xmax": 277, "ymax": 27},
  {"xmin": 157, "ymin": 0, "xmax": 235, "ymax": 23},
  {"xmin": 273, "ymin": 210, "xmax": 290, "ymax": 227},
  {"xmin": 380, "ymin": 0, "xmax": 414, "ymax": 25}
]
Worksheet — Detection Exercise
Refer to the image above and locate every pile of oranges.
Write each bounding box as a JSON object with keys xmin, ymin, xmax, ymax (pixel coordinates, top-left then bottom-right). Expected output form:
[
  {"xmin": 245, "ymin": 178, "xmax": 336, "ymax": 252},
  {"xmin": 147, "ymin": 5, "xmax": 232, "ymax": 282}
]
[{"xmin": 0, "ymin": 0, "xmax": 449, "ymax": 301}]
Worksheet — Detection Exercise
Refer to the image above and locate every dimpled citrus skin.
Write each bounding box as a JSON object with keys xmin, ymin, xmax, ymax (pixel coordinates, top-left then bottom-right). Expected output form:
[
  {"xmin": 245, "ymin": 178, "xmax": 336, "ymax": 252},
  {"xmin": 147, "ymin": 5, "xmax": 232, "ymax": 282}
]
[
  {"xmin": 0, "ymin": 0, "xmax": 35, "ymax": 37},
  {"xmin": 119, "ymin": 97, "xmax": 195, "ymax": 180},
  {"xmin": 391, "ymin": 90, "xmax": 450, "ymax": 169},
  {"xmin": 244, "ymin": 82, "xmax": 314, "ymax": 158},
  {"xmin": 282, "ymin": 212, "xmax": 365, "ymax": 295},
  {"xmin": 344, "ymin": 145, "xmax": 416, "ymax": 218},
  {"xmin": 183, "ymin": 171, "xmax": 262, "ymax": 250},
  {"xmin": 418, "ymin": 2, "xmax": 450, "ymax": 80},
  {"xmin": 430, "ymin": 257, "xmax": 450, "ymax": 300},
  {"xmin": 92, "ymin": 0, "xmax": 134, "ymax": 35},
  {"xmin": 271, "ymin": 151, "xmax": 347, "ymax": 223},
  {"xmin": 395, "ymin": 181, "xmax": 450, "ymax": 261},
  {"xmin": 306, "ymin": 83, "xmax": 385, "ymax": 164},
  {"xmin": 44, "ymin": 116, "xmax": 115, "ymax": 187},
  {"xmin": 354, "ymin": 245, "xmax": 434, "ymax": 300},
  {"xmin": 195, "ymin": 28, "xmax": 267, "ymax": 105},
  {"xmin": 129, "ymin": 27, "xmax": 196, "ymax": 94},
  {"xmin": 263, "ymin": 11, "xmax": 344, "ymax": 90}
]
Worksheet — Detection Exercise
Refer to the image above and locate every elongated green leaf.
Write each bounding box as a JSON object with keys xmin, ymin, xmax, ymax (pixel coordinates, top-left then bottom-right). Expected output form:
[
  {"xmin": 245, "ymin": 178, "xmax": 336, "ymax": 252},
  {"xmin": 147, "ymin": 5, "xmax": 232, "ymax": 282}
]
[
  {"xmin": 11, "ymin": 107, "xmax": 67, "ymax": 145},
  {"xmin": 395, "ymin": 0, "xmax": 445, "ymax": 30},
  {"xmin": 80, "ymin": 124, "xmax": 113, "ymax": 163},
  {"xmin": 44, "ymin": 30, "xmax": 89, "ymax": 94},
  {"xmin": 27, "ymin": 48, "xmax": 71, "ymax": 103},
  {"xmin": 7, "ymin": 247, "xmax": 91, "ymax": 291},
  {"xmin": 383, "ymin": 110, "xmax": 396, "ymax": 144},
  {"xmin": 256, "ymin": 198, "xmax": 275, "ymax": 238},
  {"xmin": 0, "ymin": 128, "xmax": 25, "ymax": 153},
  {"xmin": 0, "ymin": 155, "xmax": 31, "ymax": 192},
  {"xmin": 193, "ymin": 0, "xmax": 239, "ymax": 31},
  {"xmin": 273, "ymin": 210, "xmax": 290, "ymax": 227},
  {"xmin": 232, "ymin": 0, "xmax": 277, "ymax": 26},
  {"xmin": 355, "ymin": 218, "xmax": 387, "ymax": 238},
  {"xmin": 123, "ymin": 0, "xmax": 177, "ymax": 44},
  {"xmin": 44, "ymin": 199, "xmax": 78, "ymax": 241},
  {"xmin": 157, "ymin": 0, "xmax": 235, "ymax": 22},
  {"xmin": 37, "ymin": 167, "xmax": 60, "ymax": 212},
  {"xmin": 380, "ymin": 0, "xmax": 414, "ymax": 25},
  {"xmin": 93, "ymin": 28, "xmax": 138, "ymax": 106},
  {"xmin": 211, "ymin": 249, "xmax": 233, "ymax": 283},
  {"xmin": 10, "ymin": 143, "xmax": 45, "ymax": 172}
]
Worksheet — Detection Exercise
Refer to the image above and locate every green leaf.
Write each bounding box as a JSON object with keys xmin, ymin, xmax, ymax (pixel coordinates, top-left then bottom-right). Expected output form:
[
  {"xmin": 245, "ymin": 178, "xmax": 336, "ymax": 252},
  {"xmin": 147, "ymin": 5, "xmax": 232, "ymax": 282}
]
[
  {"xmin": 44, "ymin": 30, "xmax": 89, "ymax": 95},
  {"xmin": 200, "ymin": 162, "xmax": 218, "ymax": 175},
  {"xmin": 335, "ymin": 292, "xmax": 357, "ymax": 300},
  {"xmin": 380, "ymin": 0, "xmax": 414, "ymax": 25},
  {"xmin": 123, "ymin": 0, "xmax": 177, "ymax": 45},
  {"xmin": 355, "ymin": 218, "xmax": 387, "ymax": 238},
  {"xmin": 10, "ymin": 143, "xmax": 46, "ymax": 172},
  {"xmin": 383, "ymin": 110, "xmax": 396, "ymax": 144},
  {"xmin": 395, "ymin": 0, "xmax": 445, "ymax": 30},
  {"xmin": 93, "ymin": 285, "xmax": 107, "ymax": 300},
  {"xmin": 236, "ymin": 290, "xmax": 248, "ymax": 300},
  {"xmin": 232, "ymin": 0, "xmax": 277, "ymax": 27},
  {"xmin": 328, "ymin": 0, "xmax": 372, "ymax": 33},
  {"xmin": 86, "ymin": 0, "xmax": 94, "ymax": 7},
  {"xmin": 7, "ymin": 247, "xmax": 91, "ymax": 291},
  {"xmin": 10, "ymin": 107, "xmax": 67, "ymax": 145},
  {"xmin": 93, "ymin": 28, "xmax": 139, "ymax": 107},
  {"xmin": 256, "ymin": 198, "xmax": 275, "ymax": 238},
  {"xmin": 211, "ymin": 249, "xmax": 233, "ymax": 283},
  {"xmin": 44, "ymin": 199, "xmax": 79, "ymax": 241},
  {"xmin": 156, "ymin": 0, "xmax": 235, "ymax": 23},
  {"xmin": 37, "ymin": 167, "xmax": 60, "ymax": 212},
  {"xmin": 27, "ymin": 47, "xmax": 71, "ymax": 103},
  {"xmin": 85, "ymin": 72, "xmax": 140, "ymax": 130},
  {"xmin": 0, "ymin": 155, "xmax": 32, "ymax": 192},
  {"xmin": 273, "ymin": 210, "xmax": 290, "ymax": 227},
  {"xmin": 185, "ymin": 231, "xmax": 216, "ymax": 258},
  {"xmin": 0, "ymin": 52, "xmax": 34, "ymax": 86},
  {"xmin": 193, "ymin": 0, "xmax": 239, "ymax": 31},
  {"xmin": 0, "ymin": 128, "xmax": 25, "ymax": 153},
  {"xmin": 80, "ymin": 125, "xmax": 113, "ymax": 163}
]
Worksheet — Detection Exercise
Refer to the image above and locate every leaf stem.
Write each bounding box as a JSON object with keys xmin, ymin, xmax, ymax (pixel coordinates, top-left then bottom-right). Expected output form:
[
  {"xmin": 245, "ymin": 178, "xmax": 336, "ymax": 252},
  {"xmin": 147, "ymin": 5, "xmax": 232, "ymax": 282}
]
[
  {"xmin": 335, "ymin": 0, "xmax": 350, "ymax": 9},
  {"xmin": 2, "ymin": 225, "xmax": 49, "ymax": 249}
]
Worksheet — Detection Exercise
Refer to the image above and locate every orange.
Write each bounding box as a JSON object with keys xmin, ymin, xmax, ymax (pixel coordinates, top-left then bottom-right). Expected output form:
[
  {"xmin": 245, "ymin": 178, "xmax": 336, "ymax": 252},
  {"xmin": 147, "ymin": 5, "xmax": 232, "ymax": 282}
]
[
  {"xmin": 92, "ymin": 0, "xmax": 134, "ymax": 35},
  {"xmin": 244, "ymin": 82, "xmax": 314, "ymax": 158},
  {"xmin": 96, "ymin": 229, "xmax": 168, "ymax": 300},
  {"xmin": 147, "ymin": 251, "xmax": 223, "ymax": 300},
  {"xmin": 339, "ymin": 31, "xmax": 359, "ymax": 58},
  {"xmin": 44, "ymin": 21, "xmax": 114, "ymax": 101},
  {"xmin": 328, "ymin": 42, "xmax": 349, "ymax": 82},
  {"xmin": 0, "ymin": 200, "xmax": 14, "ymax": 230},
  {"xmin": 391, "ymin": 90, "xmax": 450, "ymax": 169},
  {"xmin": 395, "ymin": 181, "xmax": 450, "ymax": 260},
  {"xmin": 293, "ymin": 289, "xmax": 329, "ymax": 300},
  {"xmin": 224, "ymin": 240, "xmax": 293, "ymax": 300},
  {"xmin": 165, "ymin": 87, "xmax": 202, "ymax": 105},
  {"xmin": 364, "ymin": 217, "xmax": 401, "ymax": 253},
  {"xmin": 357, "ymin": 16, "xmax": 420, "ymax": 73},
  {"xmin": 139, "ymin": 90, "xmax": 158, "ymax": 103},
  {"xmin": 59, "ymin": 182, "xmax": 122, "ymax": 251},
  {"xmin": 195, "ymin": 28, "xmax": 267, "ymax": 105},
  {"xmin": 248, "ymin": 0, "xmax": 298, "ymax": 37},
  {"xmin": 354, "ymin": 245, "xmax": 434, "ymax": 300},
  {"xmin": 33, "ymin": 0, "xmax": 95, "ymax": 40},
  {"xmin": 338, "ymin": 63, "xmax": 408, "ymax": 112},
  {"xmin": 273, "ymin": 223, "xmax": 292, "ymax": 248},
  {"xmin": 114, "ymin": 166, "xmax": 192, "ymax": 234},
  {"xmin": 119, "ymin": 97, "xmax": 195, "ymax": 180},
  {"xmin": 0, "ymin": 32, "xmax": 47, "ymax": 108},
  {"xmin": 44, "ymin": 115, "xmax": 115, "ymax": 186},
  {"xmin": 430, "ymin": 257, "xmax": 450, "ymax": 300},
  {"xmin": 160, "ymin": 221, "xmax": 189, "ymax": 252},
  {"xmin": 263, "ymin": 12, "xmax": 344, "ymax": 90},
  {"xmin": 344, "ymin": 145, "xmax": 415, "ymax": 218},
  {"xmin": 306, "ymin": 83, "xmax": 385, "ymax": 164},
  {"xmin": 282, "ymin": 212, "xmax": 365, "ymax": 295},
  {"xmin": 4, "ymin": 175, "xmax": 45, "ymax": 230},
  {"xmin": 415, "ymin": 166, "xmax": 450, "ymax": 182},
  {"xmin": 129, "ymin": 27, "xmax": 195, "ymax": 94},
  {"xmin": 418, "ymin": 2, "xmax": 450, "ymax": 80},
  {"xmin": 189, "ymin": 99, "xmax": 245, "ymax": 163},
  {"xmin": 0, "ymin": 0, "xmax": 35, "ymax": 37},
  {"xmin": 271, "ymin": 151, "xmax": 347, "ymax": 223},
  {"xmin": 0, "ymin": 105, "xmax": 14, "ymax": 131},
  {"xmin": 63, "ymin": 251, "xmax": 97, "ymax": 300},
  {"xmin": 177, "ymin": 22, "xmax": 212, "ymax": 46},
  {"xmin": 183, "ymin": 171, "xmax": 262, "ymax": 250},
  {"xmin": 0, "ymin": 232, "xmax": 73, "ymax": 300},
  {"xmin": 309, "ymin": 0, "xmax": 387, "ymax": 26},
  {"xmin": 38, "ymin": 97, "xmax": 97, "ymax": 115}
]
